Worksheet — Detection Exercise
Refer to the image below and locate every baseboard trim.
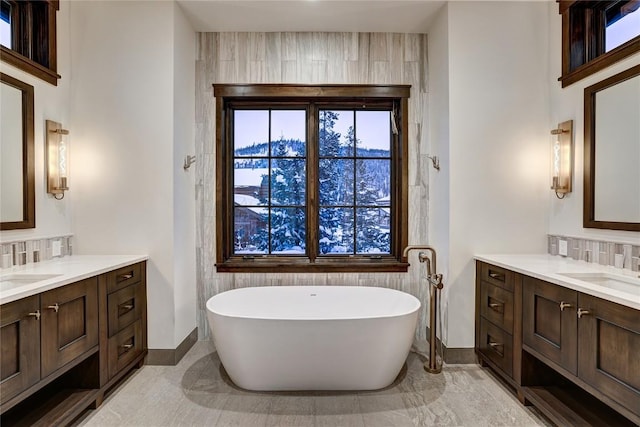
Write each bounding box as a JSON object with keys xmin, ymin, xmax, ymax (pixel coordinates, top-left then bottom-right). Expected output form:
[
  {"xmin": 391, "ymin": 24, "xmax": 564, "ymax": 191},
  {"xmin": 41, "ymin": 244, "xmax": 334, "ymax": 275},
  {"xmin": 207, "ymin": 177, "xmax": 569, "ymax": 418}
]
[
  {"xmin": 422, "ymin": 326, "xmax": 476, "ymax": 364},
  {"xmin": 147, "ymin": 327, "xmax": 198, "ymax": 366},
  {"xmin": 442, "ymin": 346, "xmax": 476, "ymax": 364}
]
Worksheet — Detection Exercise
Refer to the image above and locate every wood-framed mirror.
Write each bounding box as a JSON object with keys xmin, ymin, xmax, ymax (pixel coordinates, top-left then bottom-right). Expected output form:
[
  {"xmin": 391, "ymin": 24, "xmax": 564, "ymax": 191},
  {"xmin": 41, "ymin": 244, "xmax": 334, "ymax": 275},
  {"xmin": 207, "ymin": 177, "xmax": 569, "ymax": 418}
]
[
  {"xmin": 583, "ymin": 64, "xmax": 640, "ymax": 231},
  {"xmin": 1, "ymin": 73, "xmax": 35, "ymax": 230}
]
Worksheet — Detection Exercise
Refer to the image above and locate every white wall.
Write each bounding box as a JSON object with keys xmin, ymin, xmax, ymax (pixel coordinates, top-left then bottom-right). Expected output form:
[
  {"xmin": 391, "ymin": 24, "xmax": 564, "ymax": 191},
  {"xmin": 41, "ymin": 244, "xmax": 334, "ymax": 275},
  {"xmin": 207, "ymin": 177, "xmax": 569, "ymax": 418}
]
[
  {"xmin": 69, "ymin": 0, "xmax": 196, "ymax": 350},
  {"xmin": 427, "ymin": 3, "xmax": 450, "ymax": 341},
  {"xmin": 429, "ymin": 1, "xmax": 551, "ymax": 348},
  {"xmin": 172, "ymin": 2, "xmax": 197, "ymax": 346},
  {"xmin": 0, "ymin": 0, "xmax": 72, "ymax": 242},
  {"xmin": 547, "ymin": 4, "xmax": 640, "ymax": 241}
]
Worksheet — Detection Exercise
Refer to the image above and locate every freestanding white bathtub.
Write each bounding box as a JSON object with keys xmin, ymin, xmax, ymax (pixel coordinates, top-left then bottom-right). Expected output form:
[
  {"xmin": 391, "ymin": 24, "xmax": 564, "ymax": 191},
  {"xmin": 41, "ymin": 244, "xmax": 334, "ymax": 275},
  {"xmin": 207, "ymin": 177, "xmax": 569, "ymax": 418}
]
[{"xmin": 206, "ymin": 286, "xmax": 420, "ymax": 391}]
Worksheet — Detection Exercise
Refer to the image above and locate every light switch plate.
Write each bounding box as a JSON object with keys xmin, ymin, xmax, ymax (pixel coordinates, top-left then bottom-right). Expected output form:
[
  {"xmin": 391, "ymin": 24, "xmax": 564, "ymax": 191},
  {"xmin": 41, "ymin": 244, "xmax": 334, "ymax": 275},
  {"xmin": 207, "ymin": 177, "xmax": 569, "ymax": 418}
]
[
  {"xmin": 558, "ymin": 239, "xmax": 568, "ymax": 257},
  {"xmin": 51, "ymin": 240, "xmax": 62, "ymax": 257}
]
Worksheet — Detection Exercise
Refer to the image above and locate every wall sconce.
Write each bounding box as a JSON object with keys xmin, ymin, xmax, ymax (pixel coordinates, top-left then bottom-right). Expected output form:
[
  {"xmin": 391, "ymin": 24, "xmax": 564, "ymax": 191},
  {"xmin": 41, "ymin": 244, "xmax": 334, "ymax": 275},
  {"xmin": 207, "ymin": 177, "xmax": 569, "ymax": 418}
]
[
  {"xmin": 550, "ymin": 120, "xmax": 573, "ymax": 199},
  {"xmin": 46, "ymin": 120, "xmax": 69, "ymax": 200}
]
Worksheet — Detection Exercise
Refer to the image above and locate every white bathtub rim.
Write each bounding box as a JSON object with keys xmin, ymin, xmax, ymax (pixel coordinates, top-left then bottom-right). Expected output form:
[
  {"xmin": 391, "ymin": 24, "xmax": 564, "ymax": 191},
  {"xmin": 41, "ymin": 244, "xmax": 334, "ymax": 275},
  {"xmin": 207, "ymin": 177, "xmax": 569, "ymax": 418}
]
[{"xmin": 205, "ymin": 285, "xmax": 421, "ymax": 321}]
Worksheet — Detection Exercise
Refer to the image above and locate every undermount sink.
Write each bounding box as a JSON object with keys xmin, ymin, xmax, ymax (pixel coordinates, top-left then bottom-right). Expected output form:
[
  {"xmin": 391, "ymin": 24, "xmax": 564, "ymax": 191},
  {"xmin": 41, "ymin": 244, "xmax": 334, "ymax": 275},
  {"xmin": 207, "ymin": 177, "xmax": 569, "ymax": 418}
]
[
  {"xmin": 0, "ymin": 273, "xmax": 63, "ymax": 286},
  {"xmin": 558, "ymin": 272, "xmax": 640, "ymax": 294}
]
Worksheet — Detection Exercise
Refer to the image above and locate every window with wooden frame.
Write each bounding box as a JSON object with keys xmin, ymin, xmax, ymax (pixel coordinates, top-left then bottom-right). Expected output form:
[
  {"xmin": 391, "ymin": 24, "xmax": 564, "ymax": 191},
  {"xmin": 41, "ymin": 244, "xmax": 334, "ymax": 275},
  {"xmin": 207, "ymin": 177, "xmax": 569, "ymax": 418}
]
[
  {"xmin": 559, "ymin": 0, "xmax": 640, "ymax": 87},
  {"xmin": 214, "ymin": 84, "xmax": 410, "ymax": 273},
  {"xmin": 0, "ymin": 0, "xmax": 60, "ymax": 85}
]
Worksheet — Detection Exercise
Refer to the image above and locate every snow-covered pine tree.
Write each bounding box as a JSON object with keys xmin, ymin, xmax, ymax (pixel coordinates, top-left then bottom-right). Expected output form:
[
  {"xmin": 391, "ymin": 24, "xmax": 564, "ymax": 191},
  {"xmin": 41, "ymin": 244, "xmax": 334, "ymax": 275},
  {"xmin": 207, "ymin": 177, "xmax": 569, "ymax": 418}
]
[
  {"xmin": 318, "ymin": 111, "xmax": 353, "ymax": 254},
  {"xmin": 269, "ymin": 137, "xmax": 306, "ymax": 253}
]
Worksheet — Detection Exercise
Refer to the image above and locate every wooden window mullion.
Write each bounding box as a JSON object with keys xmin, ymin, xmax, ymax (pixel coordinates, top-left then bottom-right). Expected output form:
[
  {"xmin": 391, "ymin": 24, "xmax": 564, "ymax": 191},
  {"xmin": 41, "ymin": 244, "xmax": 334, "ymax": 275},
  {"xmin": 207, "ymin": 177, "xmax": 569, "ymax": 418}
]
[{"xmin": 307, "ymin": 104, "xmax": 319, "ymax": 262}]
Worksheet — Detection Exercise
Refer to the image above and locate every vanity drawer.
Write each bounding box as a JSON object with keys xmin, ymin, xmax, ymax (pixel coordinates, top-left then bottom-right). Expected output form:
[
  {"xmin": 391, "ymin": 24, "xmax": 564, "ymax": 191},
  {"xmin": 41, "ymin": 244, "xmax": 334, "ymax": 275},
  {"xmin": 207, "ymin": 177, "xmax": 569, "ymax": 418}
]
[
  {"xmin": 106, "ymin": 263, "xmax": 142, "ymax": 294},
  {"xmin": 479, "ymin": 318, "xmax": 513, "ymax": 377},
  {"xmin": 480, "ymin": 281, "xmax": 514, "ymax": 334},
  {"xmin": 108, "ymin": 320, "xmax": 143, "ymax": 379},
  {"xmin": 480, "ymin": 263, "xmax": 514, "ymax": 292},
  {"xmin": 107, "ymin": 282, "xmax": 143, "ymax": 337}
]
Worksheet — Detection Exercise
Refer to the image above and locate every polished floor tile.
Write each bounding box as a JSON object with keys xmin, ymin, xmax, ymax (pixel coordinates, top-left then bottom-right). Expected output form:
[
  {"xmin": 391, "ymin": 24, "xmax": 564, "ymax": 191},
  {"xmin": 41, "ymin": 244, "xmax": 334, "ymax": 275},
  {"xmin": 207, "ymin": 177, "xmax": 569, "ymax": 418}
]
[{"xmin": 76, "ymin": 341, "xmax": 549, "ymax": 427}]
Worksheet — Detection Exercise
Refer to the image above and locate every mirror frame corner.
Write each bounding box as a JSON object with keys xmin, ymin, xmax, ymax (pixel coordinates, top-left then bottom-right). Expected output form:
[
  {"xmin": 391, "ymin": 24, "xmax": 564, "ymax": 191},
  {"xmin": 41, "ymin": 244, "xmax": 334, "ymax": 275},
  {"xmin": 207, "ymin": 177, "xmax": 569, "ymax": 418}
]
[
  {"xmin": 583, "ymin": 63, "xmax": 640, "ymax": 232},
  {"xmin": 0, "ymin": 72, "xmax": 36, "ymax": 230}
]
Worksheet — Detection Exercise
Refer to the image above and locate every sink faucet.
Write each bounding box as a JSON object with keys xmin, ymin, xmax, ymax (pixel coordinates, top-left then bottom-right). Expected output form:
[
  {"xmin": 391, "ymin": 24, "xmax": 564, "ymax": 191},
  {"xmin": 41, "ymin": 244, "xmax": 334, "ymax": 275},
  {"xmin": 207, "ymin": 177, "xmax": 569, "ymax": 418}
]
[{"xmin": 403, "ymin": 245, "xmax": 443, "ymax": 289}]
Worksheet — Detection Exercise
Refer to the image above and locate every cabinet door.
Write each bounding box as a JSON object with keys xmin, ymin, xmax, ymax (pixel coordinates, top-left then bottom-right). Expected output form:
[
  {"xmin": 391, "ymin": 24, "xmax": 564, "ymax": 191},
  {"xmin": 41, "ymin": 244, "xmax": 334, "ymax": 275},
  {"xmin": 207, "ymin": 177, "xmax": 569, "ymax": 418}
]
[
  {"xmin": 0, "ymin": 296, "xmax": 40, "ymax": 404},
  {"xmin": 523, "ymin": 277, "xmax": 578, "ymax": 374},
  {"xmin": 578, "ymin": 294, "xmax": 640, "ymax": 420},
  {"xmin": 41, "ymin": 278, "xmax": 99, "ymax": 378}
]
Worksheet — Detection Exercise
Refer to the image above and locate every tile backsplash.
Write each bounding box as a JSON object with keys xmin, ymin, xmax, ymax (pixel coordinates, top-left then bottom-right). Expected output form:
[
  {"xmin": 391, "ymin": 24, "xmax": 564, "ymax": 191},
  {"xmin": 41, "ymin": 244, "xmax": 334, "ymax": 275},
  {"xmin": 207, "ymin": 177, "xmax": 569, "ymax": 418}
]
[
  {"xmin": 0, "ymin": 235, "xmax": 72, "ymax": 269},
  {"xmin": 548, "ymin": 234, "xmax": 640, "ymax": 272}
]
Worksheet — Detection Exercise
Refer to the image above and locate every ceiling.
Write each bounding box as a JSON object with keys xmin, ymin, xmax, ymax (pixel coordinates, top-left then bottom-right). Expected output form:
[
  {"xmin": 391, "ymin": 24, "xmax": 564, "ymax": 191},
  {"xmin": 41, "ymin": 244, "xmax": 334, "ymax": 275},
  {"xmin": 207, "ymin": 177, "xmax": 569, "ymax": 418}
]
[{"xmin": 176, "ymin": 1, "xmax": 446, "ymax": 33}]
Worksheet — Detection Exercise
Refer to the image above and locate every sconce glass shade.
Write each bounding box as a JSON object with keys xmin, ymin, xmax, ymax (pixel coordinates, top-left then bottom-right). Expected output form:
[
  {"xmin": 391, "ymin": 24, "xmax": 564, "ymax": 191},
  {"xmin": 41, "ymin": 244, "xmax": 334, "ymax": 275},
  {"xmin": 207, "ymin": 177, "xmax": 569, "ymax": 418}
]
[
  {"xmin": 550, "ymin": 120, "xmax": 573, "ymax": 198},
  {"xmin": 46, "ymin": 120, "xmax": 69, "ymax": 199}
]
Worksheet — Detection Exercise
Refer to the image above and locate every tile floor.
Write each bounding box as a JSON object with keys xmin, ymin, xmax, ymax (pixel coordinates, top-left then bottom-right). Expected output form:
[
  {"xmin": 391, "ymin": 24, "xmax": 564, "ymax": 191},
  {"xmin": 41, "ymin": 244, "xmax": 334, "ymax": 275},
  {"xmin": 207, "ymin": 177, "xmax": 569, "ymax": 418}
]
[{"xmin": 76, "ymin": 342, "xmax": 550, "ymax": 426}]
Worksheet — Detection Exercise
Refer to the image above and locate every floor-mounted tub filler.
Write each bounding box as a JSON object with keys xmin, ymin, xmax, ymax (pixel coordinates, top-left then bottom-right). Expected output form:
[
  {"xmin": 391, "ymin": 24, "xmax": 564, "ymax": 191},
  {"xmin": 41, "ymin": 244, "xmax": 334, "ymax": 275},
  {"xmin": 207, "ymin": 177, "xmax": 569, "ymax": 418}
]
[
  {"xmin": 402, "ymin": 245, "xmax": 445, "ymax": 374},
  {"xmin": 206, "ymin": 285, "xmax": 420, "ymax": 391}
]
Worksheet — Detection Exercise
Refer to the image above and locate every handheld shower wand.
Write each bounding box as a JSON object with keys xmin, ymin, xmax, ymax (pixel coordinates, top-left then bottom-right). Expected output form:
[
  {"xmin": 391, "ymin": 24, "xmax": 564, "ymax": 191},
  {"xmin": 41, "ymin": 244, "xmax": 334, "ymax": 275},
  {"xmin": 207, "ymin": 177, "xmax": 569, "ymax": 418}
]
[{"xmin": 403, "ymin": 245, "xmax": 444, "ymax": 374}]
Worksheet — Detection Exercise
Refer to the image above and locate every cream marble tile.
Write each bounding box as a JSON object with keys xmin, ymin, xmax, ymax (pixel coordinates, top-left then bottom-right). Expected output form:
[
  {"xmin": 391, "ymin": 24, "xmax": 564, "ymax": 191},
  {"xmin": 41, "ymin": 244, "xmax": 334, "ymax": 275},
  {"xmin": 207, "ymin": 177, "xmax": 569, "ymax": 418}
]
[
  {"xmin": 403, "ymin": 33, "xmax": 422, "ymax": 63},
  {"xmin": 265, "ymin": 33, "xmax": 282, "ymax": 83},
  {"xmin": 171, "ymin": 392, "xmax": 229, "ymax": 426},
  {"xmin": 248, "ymin": 32, "xmax": 266, "ymax": 62},
  {"xmin": 343, "ymin": 32, "xmax": 359, "ymax": 61},
  {"xmin": 281, "ymin": 33, "xmax": 297, "ymax": 61},
  {"xmin": 265, "ymin": 395, "xmax": 314, "ymax": 427},
  {"xmin": 77, "ymin": 345, "xmax": 549, "ymax": 427},
  {"xmin": 311, "ymin": 60, "xmax": 328, "ymax": 83},
  {"xmin": 281, "ymin": 60, "xmax": 297, "ymax": 82},
  {"xmin": 371, "ymin": 61, "xmax": 391, "ymax": 84},
  {"xmin": 369, "ymin": 33, "xmax": 390, "ymax": 62},
  {"xmin": 312, "ymin": 32, "xmax": 329, "ymax": 61},
  {"xmin": 249, "ymin": 60, "xmax": 265, "ymax": 83},
  {"xmin": 215, "ymin": 392, "xmax": 272, "ymax": 427},
  {"xmin": 216, "ymin": 60, "xmax": 236, "ymax": 83},
  {"xmin": 217, "ymin": 33, "xmax": 236, "ymax": 61},
  {"xmin": 315, "ymin": 395, "xmax": 365, "ymax": 427},
  {"xmin": 358, "ymin": 393, "xmax": 414, "ymax": 427}
]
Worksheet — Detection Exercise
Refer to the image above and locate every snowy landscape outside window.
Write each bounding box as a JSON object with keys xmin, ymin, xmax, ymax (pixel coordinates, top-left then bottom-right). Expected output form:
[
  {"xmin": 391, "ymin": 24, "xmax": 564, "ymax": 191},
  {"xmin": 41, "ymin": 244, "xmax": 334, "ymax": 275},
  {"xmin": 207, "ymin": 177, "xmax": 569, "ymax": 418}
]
[{"xmin": 214, "ymin": 84, "xmax": 410, "ymax": 273}]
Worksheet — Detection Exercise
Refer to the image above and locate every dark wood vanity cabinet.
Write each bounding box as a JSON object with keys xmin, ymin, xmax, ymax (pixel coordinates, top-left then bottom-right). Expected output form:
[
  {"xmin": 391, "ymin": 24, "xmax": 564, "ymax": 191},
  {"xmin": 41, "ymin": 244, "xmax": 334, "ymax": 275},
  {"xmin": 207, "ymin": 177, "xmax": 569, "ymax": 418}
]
[
  {"xmin": 41, "ymin": 278, "xmax": 99, "ymax": 378},
  {"xmin": 0, "ymin": 261, "xmax": 147, "ymax": 426},
  {"xmin": 576, "ymin": 293, "xmax": 640, "ymax": 419},
  {"xmin": 100, "ymin": 263, "xmax": 147, "ymax": 381},
  {"xmin": 476, "ymin": 261, "xmax": 640, "ymax": 426},
  {"xmin": 0, "ymin": 296, "xmax": 41, "ymax": 403},
  {"xmin": 522, "ymin": 277, "xmax": 577, "ymax": 374},
  {"xmin": 475, "ymin": 262, "xmax": 522, "ymax": 385}
]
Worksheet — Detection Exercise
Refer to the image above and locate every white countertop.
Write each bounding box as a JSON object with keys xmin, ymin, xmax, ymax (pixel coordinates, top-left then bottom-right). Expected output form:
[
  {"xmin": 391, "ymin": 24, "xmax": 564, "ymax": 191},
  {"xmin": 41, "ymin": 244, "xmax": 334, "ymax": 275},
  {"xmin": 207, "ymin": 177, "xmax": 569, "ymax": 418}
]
[
  {"xmin": 0, "ymin": 255, "xmax": 148, "ymax": 305},
  {"xmin": 474, "ymin": 254, "xmax": 640, "ymax": 310}
]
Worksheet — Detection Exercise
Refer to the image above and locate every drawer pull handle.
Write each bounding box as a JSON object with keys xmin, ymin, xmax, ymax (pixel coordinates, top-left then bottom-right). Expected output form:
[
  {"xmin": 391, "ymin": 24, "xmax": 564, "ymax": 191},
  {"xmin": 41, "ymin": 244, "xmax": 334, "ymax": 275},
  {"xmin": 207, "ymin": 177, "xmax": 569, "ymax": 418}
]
[
  {"xmin": 489, "ymin": 302, "xmax": 503, "ymax": 309},
  {"xmin": 488, "ymin": 341, "xmax": 504, "ymax": 356},
  {"xmin": 488, "ymin": 271, "xmax": 505, "ymax": 281},
  {"xmin": 120, "ymin": 304, "xmax": 134, "ymax": 311},
  {"xmin": 28, "ymin": 310, "xmax": 41, "ymax": 320},
  {"xmin": 48, "ymin": 303, "xmax": 59, "ymax": 313},
  {"xmin": 120, "ymin": 344, "xmax": 134, "ymax": 351},
  {"xmin": 559, "ymin": 301, "xmax": 572, "ymax": 311},
  {"xmin": 118, "ymin": 273, "xmax": 134, "ymax": 281},
  {"xmin": 578, "ymin": 308, "xmax": 591, "ymax": 318}
]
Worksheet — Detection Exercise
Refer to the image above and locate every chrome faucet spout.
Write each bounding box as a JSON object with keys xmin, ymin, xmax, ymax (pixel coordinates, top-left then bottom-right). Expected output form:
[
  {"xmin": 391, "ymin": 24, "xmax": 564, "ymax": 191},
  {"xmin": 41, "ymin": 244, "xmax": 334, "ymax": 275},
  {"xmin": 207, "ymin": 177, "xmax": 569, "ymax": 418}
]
[
  {"xmin": 403, "ymin": 245, "xmax": 434, "ymax": 258},
  {"xmin": 402, "ymin": 245, "xmax": 442, "ymax": 289}
]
